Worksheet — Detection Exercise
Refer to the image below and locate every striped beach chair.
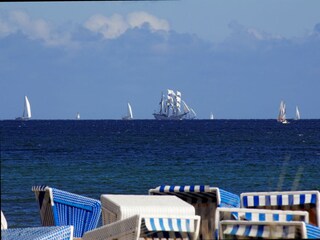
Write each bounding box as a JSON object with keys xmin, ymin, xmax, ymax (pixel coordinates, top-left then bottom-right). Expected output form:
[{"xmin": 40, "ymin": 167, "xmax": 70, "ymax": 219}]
[
  {"xmin": 32, "ymin": 185, "xmax": 101, "ymax": 238},
  {"xmin": 219, "ymin": 220, "xmax": 307, "ymax": 239},
  {"xmin": 240, "ymin": 191, "xmax": 320, "ymax": 227},
  {"xmin": 2, "ymin": 226, "xmax": 74, "ymax": 240},
  {"xmin": 149, "ymin": 185, "xmax": 240, "ymax": 239},
  {"xmin": 82, "ymin": 214, "xmax": 201, "ymax": 240},
  {"xmin": 215, "ymin": 207, "xmax": 310, "ymax": 239}
]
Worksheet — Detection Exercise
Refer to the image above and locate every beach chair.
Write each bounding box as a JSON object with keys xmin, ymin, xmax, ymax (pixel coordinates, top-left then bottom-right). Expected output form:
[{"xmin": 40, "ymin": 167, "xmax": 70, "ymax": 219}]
[
  {"xmin": 215, "ymin": 207, "xmax": 310, "ymax": 239},
  {"xmin": 1, "ymin": 210, "xmax": 8, "ymax": 230},
  {"xmin": 32, "ymin": 185, "xmax": 101, "ymax": 238},
  {"xmin": 1, "ymin": 210, "xmax": 73, "ymax": 240},
  {"xmin": 82, "ymin": 214, "xmax": 201, "ymax": 240},
  {"xmin": 219, "ymin": 220, "xmax": 307, "ymax": 239},
  {"xmin": 149, "ymin": 185, "xmax": 240, "ymax": 239},
  {"xmin": 240, "ymin": 190, "xmax": 320, "ymax": 227}
]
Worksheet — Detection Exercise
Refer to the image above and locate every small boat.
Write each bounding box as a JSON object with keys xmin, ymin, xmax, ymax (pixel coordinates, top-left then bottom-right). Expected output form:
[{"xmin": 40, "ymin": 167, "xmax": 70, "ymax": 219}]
[
  {"xmin": 153, "ymin": 89, "xmax": 193, "ymax": 120},
  {"xmin": 295, "ymin": 106, "xmax": 301, "ymax": 120},
  {"xmin": 16, "ymin": 96, "xmax": 31, "ymax": 120},
  {"xmin": 209, "ymin": 112, "xmax": 214, "ymax": 120},
  {"xmin": 277, "ymin": 100, "xmax": 289, "ymax": 124},
  {"xmin": 122, "ymin": 102, "xmax": 133, "ymax": 120},
  {"xmin": 76, "ymin": 112, "xmax": 80, "ymax": 120}
]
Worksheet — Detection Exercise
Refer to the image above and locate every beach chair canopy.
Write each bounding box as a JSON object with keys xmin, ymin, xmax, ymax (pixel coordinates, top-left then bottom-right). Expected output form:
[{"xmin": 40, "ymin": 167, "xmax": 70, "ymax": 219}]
[
  {"xmin": 100, "ymin": 194, "xmax": 195, "ymax": 225},
  {"xmin": 32, "ymin": 185, "xmax": 101, "ymax": 238},
  {"xmin": 1, "ymin": 211, "xmax": 8, "ymax": 230},
  {"xmin": 240, "ymin": 190, "xmax": 320, "ymax": 227},
  {"xmin": 149, "ymin": 185, "xmax": 240, "ymax": 239},
  {"xmin": 219, "ymin": 220, "xmax": 307, "ymax": 239},
  {"xmin": 149, "ymin": 185, "xmax": 240, "ymax": 207},
  {"xmin": 215, "ymin": 207, "xmax": 310, "ymax": 239},
  {"xmin": 1, "ymin": 225, "xmax": 74, "ymax": 240},
  {"xmin": 82, "ymin": 214, "xmax": 201, "ymax": 240}
]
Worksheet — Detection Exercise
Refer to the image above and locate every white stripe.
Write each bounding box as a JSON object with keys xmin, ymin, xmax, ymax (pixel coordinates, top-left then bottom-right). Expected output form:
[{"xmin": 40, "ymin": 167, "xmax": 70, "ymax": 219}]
[
  {"xmin": 171, "ymin": 218, "xmax": 179, "ymax": 231},
  {"xmin": 287, "ymin": 226, "xmax": 296, "ymax": 238},
  {"xmin": 279, "ymin": 214, "xmax": 286, "ymax": 222},
  {"xmin": 223, "ymin": 225, "xmax": 234, "ymax": 235},
  {"xmin": 282, "ymin": 195, "xmax": 289, "ymax": 205},
  {"xmin": 262, "ymin": 226, "xmax": 270, "ymax": 238},
  {"xmin": 180, "ymin": 219, "xmax": 187, "ymax": 231},
  {"xmin": 293, "ymin": 194, "xmax": 300, "ymax": 205},
  {"xmin": 305, "ymin": 194, "xmax": 312, "ymax": 204},
  {"xmin": 145, "ymin": 218, "xmax": 153, "ymax": 231},
  {"xmin": 194, "ymin": 186, "xmax": 201, "ymax": 192},
  {"xmin": 164, "ymin": 186, "xmax": 171, "ymax": 192},
  {"xmin": 174, "ymin": 186, "xmax": 180, "ymax": 192},
  {"xmin": 236, "ymin": 225, "xmax": 246, "ymax": 236},
  {"xmin": 251, "ymin": 213, "xmax": 259, "ymax": 221},
  {"xmin": 266, "ymin": 213, "xmax": 273, "ymax": 222},
  {"xmin": 249, "ymin": 225, "xmax": 258, "ymax": 237},
  {"xmin": 247, "ymin": 196, "xmax": 254, "ymax": 207},
  {"xmin": 184, "ymin": 186, "xmax": 191, "ymax": 192},
  {"xmin": 270, "ymin": 195, "xmax": 277, "ymax": 206},
  {"xmin": 154, "ymin": 218, "xmax": 162, "ymax": 231},
  {"xmin": 259, "ymin": 196, "xmax": 265, "ymax": 206},
  {"xmin": 163, "ymin": 218, "xmax": 170, "ymax": 231}
]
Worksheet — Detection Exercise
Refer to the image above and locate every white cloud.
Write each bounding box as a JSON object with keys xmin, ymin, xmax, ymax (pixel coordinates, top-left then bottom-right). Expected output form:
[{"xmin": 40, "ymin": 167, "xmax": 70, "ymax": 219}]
[
  {"xmin": 84, "ymin": 11, "xmax": 170, "ymax": 39},
  {"xmin": 0, "ymin": 10, "xmax": 74, "ymax": 47}
]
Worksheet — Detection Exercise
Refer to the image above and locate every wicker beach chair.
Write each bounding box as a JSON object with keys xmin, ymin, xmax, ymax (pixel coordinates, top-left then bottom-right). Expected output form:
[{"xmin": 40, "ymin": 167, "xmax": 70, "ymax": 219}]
[
  {"xmin": 1, "ymin": 210, "xmax": 8, "ymax": 230},
  {"xmin": 219, "ymin": 220, "xmax": 307, "ymax": 239},
  {"xmin": 215, "ymin": 207, "xmax": 310, "ymax": 239},
  {"xmin": 240, "ymin": 190, "xmax": 320, "ymax": 227},
  {"xmin": 82, "ymin": 214, "xmax": 201, "ymax": 240},
  {"xmin": 32, "ymin": 185, "xmax": 101, "ymax": 238},
  {"xmin": 149, "ymin": 185, "xmax": 240, "ymax": 239}
]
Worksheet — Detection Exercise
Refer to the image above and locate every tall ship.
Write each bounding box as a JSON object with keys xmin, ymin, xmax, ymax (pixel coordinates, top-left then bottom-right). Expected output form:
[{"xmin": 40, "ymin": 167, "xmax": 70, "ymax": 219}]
[
  {"xmin": 16, "ymin": 96, "xmax": 31, "ymax": 120},
  {"xmin": 153, "ymin": 89, "xmax": 192, "ymax": 120}
]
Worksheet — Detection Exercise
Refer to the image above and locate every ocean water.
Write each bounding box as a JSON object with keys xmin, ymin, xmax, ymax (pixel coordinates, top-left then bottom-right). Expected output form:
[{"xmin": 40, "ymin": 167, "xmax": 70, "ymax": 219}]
[{"xmin": 1, "ymin": 119, "xmax": 319, "ymax": 228}]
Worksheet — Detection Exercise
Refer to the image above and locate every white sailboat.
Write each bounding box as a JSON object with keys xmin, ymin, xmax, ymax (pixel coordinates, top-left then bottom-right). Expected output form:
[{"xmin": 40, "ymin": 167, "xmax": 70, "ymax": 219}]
[
  {"xmin": 210, "ymin": 112, "xmax": 214, "ymax": 120},
  {"xmin": 76, "ymin": 112, "xmax": 81, "ymax": 120},
  {"xmin": 153, "ymin": 89, "xmax": 192, "ymax": 120},
  {"xmin": 295, "ymin": 106, "xmax": 301, "ymax": 120},
  {"xmin": 122, "ymin": 102, "xmax": 133, "ymax": 120},
  {"xmin": 16, "ymin": 96, "xmax": 31, "ymax": 120},
  {"xmin": 277, "ymin": 100, "xmax": 289, "ymax": 124}
]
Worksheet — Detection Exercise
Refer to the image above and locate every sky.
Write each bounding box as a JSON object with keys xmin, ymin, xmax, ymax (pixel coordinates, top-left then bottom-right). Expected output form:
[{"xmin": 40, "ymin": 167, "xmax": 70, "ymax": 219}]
[{"xmin": 0, "ymin": 0, "xmax": 319, "ymax": 119}]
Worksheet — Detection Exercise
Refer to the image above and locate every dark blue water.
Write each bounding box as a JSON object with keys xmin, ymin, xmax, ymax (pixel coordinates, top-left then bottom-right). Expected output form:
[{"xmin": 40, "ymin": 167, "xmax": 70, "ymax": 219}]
[{"xmin": 1, "ymin": 120, "xmax": 319, "ymax": 228}]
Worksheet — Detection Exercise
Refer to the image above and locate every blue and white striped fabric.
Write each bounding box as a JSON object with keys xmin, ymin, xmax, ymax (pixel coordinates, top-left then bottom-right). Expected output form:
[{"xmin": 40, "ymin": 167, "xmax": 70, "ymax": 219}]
[
  {"xmin": 1, "ymin": 226, "xmax": 73, "ymax": 240},
  {"xmin": 143, "ymin": 217, "xmax": 194, "ymax": 232},
  {"xmin": 220, "ymin": 221, "xmax": 306, "ymax": 239},
  {"xmin": 241, "ymin": 192, "xmax": 318, "ymax": 208},
  {"xmin": 306, "ymin": 223, "xmax": 320, "ymax": 239},
  {"xmin": 32, "ymin": 185, "xmax": 101, "ymax": 238},
  {"xmin": 149, "ymin": 185, "xmax": 240, "ymax": 207}
]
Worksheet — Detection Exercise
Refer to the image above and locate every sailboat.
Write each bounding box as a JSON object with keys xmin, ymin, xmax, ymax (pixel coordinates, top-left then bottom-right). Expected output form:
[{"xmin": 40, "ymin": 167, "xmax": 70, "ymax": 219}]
[
  {"xmin": 153, "ymin": 89, "xmax": 191, "ymax": 120},
  {"xmin": 16, "ymin": 96, "xmax": 31, "ymax": 120},
  {"xmin": 277, "ymin": 100, "xmax": 289, "ymax": 124},
  {"xmin": 122, "ymin": 102, "xmax": 133, "ymax": 120},
  {"xmin": 209, "ymin": 112, "xmax": 214, "ymax": 120},
  {"xmin": 295, "ymin": 106, "xmax": 301, "ymax": 120},
  {"xmin": 76, "ymin": 112, "xmax": 81, "ymax": 120}
]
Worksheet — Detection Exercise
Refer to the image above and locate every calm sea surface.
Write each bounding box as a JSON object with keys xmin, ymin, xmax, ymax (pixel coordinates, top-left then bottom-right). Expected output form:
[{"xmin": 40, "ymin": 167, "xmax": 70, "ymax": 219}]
[{"xmin": 1, "ymin": 120, "xmax": 319, "ymax": 228}]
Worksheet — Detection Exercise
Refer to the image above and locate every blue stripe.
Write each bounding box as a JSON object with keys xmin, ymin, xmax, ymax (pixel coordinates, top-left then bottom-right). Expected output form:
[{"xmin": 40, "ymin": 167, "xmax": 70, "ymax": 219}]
[
  {"xmin": 277, "ymin": 195, "xmax": 282, "ymax": 206},
  {"xmin": 186, "ymin": 219, "xmax": 191, "ymax": 232},
  {"xmin": 243, "ymin": 196, "xmax": 248, "ymax": 207},
  {"xmin": 244, "ymin": 225, "xmax": 251, "ymax": 236},
  {"xmin": 300, "ymin": 194, "xmax": 305, "ymax": 205},
  {"xmin": 311, "ymin": 194, "xmax": 317, "ymax": 204},
  {"xmin": 190, "ymin": 186, "xmax": 195, "ymax": 192},
  {"xmin": 257, "ymin": 225, "xmax": 264, "ymax": 237},
  {"xmin": 168, "ymin": 218, "xmax": 173, "ymax": 231},
  {"xmin": 265, "ymin": 195, "xmax": 271, "ymax": 206},
  {"xmin": 177, "ymin": 219, "xmax": 182, "ymax": 231},
  {"xmin": 245, "ymin": 212, "xmax": 252, "ymax": 221},
  {"xmin": 288, "ymin": 195, "xmax": 294, "ymax": 206},
  {"xmin": 286, "ymin": 214, "xmax": 293, "ymax": 221},
  {"xmin": 259, "ymin": 213, "xmax": 265, "ymax": 221},
  {"xmin": 230, "ymin": 224, "xmax": 239, "ymax": 235},
  {"xmin": 273, "ymin": 213, "xmax": 279, "ymax": 221},
  {"xmin": 179, "ymin": 186, "xmax": 185, "ymax": 192},
  {"xmin": 169, "ymin": 186, "xmax": 175, "ymax": 192},
  {"xmin": 231, "ymin": 212, "xmax": 238, "ymax": 220},
  {"xmin": 149, "ymin": 218, "xmax": 156, "ymax": 231},
  {"xmin": 159, "ymin": 218, "xmax": 165, "ymax": 231},
  {"xmin": 159, "ymin": 185, "xmax": 165, "ymax": 192},
  {"xmin": 253, "ymin": 196, "xmax": 259, "ymax": 206},
  {"xmin": 200, "ymin": 185, "xmax": 205, "ymax": 192}
]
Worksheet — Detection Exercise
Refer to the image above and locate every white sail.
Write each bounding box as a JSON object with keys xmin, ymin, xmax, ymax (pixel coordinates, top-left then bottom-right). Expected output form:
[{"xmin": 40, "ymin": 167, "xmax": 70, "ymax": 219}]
[
  {"xmin": 277, "ymin": 100, "xmax": 289, "ymax": 124},
  {"xmin": 210, "ymin": 112, "xmax": 214, "ymax": 120},
  {"xmin": 122, "ymin": 102, "xmax": 133, "ymax": 120},
  {"xmin": 24, "ymin": 96, "xmax": 31, "ymax": 118},
  {"xmin": 76, "ymin": 112, "xmax": 80, "ymax": 120},
  {"xmin": 295, "ymin": 106, "xmax": 300, "ymax": 120}
]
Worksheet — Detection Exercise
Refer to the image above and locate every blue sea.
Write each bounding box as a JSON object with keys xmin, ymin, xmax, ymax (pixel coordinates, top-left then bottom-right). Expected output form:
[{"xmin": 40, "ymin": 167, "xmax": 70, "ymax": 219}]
[{"xmin": 1, "ymin": 119, "xmax": 319, "ymax": 228}]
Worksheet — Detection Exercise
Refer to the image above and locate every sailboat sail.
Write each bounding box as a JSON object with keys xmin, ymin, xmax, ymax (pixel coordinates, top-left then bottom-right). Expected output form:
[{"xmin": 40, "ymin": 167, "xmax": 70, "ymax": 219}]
[
  {"xmin": 277, "ymin": 100, "xmax": 289, "ymax": 124},
  {"xmin": 210, "ymin": 112, "xmax": 214, "ymax": 120},
  {"xmin": 16, "ymin": 96, "xmax": 31, "ymax": 120},
  {"xmin": 122, "ymin": 102, "xmax": 133, "ymax": 120},
  {"xmin": 76, "ymin": 112, "xmax": 80, "ymax": 120},
  {"xmin": 153, "ymin": 89, "xmax": 194, "ymax": 120},
  {"xmin": 295, "ymin": 106, "xmax": 300, "ymax": 120}
]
